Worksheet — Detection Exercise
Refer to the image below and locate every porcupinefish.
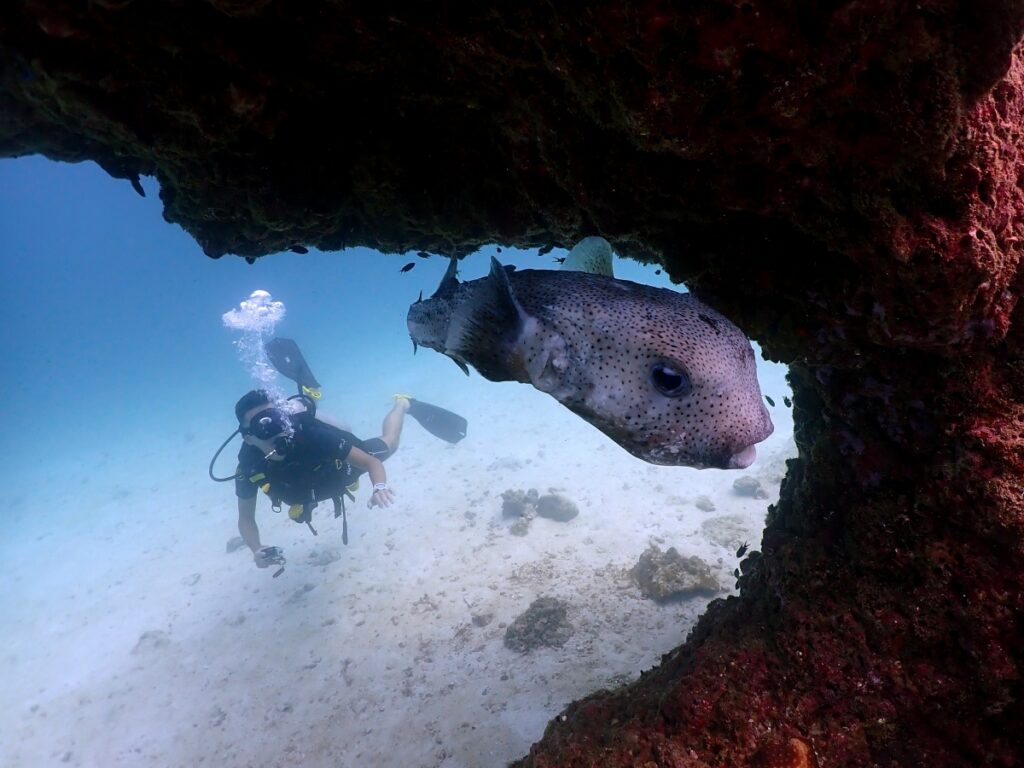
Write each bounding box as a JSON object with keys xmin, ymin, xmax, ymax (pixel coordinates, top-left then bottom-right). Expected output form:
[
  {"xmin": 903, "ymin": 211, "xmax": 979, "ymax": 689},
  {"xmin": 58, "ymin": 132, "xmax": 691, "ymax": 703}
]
[{"xmin": 406, "ymin": 238, "xmax": 773, "ymax": 469}]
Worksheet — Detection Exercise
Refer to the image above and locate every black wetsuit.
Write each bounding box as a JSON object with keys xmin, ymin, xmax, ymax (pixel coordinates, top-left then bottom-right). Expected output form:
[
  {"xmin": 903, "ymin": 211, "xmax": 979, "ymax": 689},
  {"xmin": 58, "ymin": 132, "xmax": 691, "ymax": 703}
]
[{"xmin": 235, "ymin": 419, "xmax": 391, "ymax": 507}]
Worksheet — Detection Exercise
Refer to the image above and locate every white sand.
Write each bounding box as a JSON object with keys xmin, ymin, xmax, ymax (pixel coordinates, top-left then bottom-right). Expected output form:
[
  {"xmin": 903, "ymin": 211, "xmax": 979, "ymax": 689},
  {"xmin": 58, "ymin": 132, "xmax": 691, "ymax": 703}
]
[{"xmin": 3, "ymin": 365, "xmax": 794, "ymax": 768}]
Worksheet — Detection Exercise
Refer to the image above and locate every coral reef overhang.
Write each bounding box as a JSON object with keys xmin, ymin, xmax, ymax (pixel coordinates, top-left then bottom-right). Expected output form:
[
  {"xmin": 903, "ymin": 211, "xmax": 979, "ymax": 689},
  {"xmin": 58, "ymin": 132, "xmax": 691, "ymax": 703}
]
[{"xmin": 3, "ymin": 2, "xmax": 1024, "ymax": 765}]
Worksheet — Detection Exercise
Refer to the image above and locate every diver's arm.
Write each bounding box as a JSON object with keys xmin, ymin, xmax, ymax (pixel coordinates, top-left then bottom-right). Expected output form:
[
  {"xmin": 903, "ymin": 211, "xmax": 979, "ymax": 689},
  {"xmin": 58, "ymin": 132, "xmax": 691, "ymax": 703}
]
[
  {"xmin": 237, "ymin": 494, "xmax": 262, "ymax": 553},
  {"xmin": 347, "ymin": 445, "xmax": 395, "ymax": 508},
  {"xmin": 238, "ymin": 495, "xmax": 280, "ymax": 568}
]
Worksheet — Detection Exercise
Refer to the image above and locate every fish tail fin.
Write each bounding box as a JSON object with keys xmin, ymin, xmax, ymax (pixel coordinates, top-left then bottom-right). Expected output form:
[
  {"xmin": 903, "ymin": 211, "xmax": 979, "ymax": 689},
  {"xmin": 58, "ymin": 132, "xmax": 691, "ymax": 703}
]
[{"xmin": 561, "ymin": 236, "xmax": 615, "ymax": 276}]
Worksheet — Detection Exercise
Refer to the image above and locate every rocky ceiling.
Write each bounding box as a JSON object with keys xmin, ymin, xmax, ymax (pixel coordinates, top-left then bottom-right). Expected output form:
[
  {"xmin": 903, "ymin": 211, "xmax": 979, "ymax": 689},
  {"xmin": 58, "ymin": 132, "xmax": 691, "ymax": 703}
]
[{"xmin": 3, "ymin": 2, "xmax": 1024, "ymax": 766}]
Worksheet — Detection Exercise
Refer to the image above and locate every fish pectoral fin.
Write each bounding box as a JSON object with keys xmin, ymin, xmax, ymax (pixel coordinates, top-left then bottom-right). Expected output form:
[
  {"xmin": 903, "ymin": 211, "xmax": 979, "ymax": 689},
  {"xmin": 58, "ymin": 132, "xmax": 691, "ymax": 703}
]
[
  {"xmin": 446, "ymin": 256, "xmax": 529, "ymax": 358},
  {"xmin": 525, "ymin": 331, "xmax": 569, "ymax": 393}
]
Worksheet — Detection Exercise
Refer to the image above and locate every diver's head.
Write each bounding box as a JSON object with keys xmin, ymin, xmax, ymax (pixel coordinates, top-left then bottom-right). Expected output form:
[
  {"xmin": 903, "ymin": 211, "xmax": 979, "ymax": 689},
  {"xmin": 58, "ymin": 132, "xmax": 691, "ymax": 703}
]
[
  {"xmin": 236, "ymin": 389, "xmax": 296, "ymax": 460},
  {"xmin": 236, "ymin": 389, "xmax": 273, "ymax": 423}
]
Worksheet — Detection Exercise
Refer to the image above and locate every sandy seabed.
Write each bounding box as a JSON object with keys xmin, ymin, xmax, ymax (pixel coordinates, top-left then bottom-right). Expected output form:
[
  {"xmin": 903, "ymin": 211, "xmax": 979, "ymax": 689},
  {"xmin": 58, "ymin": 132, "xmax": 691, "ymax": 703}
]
[{"xmin": 4, "ymin": 368, "xmax": 794, "ymax": 768}]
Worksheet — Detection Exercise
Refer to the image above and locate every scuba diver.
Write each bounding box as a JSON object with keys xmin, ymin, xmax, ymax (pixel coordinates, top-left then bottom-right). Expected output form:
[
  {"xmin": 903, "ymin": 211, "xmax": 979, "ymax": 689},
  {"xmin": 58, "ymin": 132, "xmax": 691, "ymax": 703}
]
[{"xmin": 210, "ymin": 338, "xmax": 467, "ymax": 574}]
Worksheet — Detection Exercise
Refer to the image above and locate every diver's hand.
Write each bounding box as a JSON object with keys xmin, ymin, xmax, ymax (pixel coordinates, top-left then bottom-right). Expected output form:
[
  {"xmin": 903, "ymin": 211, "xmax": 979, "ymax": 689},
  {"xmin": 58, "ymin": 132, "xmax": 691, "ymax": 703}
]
[
  {"xmin": 254, "ymin": 546, "xmax": 284, "ymax": 568},
  {"xmin": 368, "ymin": 483, "xmax": 395, "ymax": 509}
]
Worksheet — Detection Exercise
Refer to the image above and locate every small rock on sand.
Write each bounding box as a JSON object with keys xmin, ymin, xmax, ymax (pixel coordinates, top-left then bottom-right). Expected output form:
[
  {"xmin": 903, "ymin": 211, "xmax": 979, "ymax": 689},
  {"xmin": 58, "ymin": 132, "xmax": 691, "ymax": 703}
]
[
  {"xmin": 630, "ymin": 545, "xmax": 720, "ymax": 601},
  {"xmin": 695, "ymin": 495, "xmax": 716, "ymax": 512},
  {"xmin": 510, "ymin": 513, "xmax": 533, "ymax": 536},
  {"xmin": 501, "ymin": 488, "xmax": 539, "ymax": 518},
  {"xmin": 504, "ymin": 597, "xmax": 574, "ymax": 652},
  {"xmin": 535, "ymin": 494, "xmax": 579, "ymax": 522}
]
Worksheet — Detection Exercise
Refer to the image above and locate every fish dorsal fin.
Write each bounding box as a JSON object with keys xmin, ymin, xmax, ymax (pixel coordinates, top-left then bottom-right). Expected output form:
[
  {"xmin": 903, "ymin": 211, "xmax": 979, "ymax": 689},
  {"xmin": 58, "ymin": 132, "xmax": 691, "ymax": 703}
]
[
  {"xmin": 431, "ymin": 255, "xmax": 460, "ymax": 298},
  {"xmin": 561, "ymin": 236, "xmax": 614, "ymax": 277},
  {"xmin": 445, "ymin": 257, "xmax": 529, "ymax": 377}
]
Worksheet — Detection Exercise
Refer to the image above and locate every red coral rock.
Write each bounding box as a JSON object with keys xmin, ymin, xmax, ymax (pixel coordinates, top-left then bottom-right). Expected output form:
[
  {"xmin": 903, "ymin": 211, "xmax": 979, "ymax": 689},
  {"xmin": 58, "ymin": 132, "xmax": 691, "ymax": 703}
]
[{"xmin": 2, "ymin": 3, "xmax": 1023, "ymax": 766}]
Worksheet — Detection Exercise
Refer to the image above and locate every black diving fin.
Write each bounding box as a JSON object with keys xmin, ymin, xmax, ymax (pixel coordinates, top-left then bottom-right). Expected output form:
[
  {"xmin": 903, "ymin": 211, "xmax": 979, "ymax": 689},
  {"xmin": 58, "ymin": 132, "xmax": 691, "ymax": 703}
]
[
  {"xmin": 406, "ymin": 398, "xmax": 467, "ymax": 444},
  {"xmin": 265, "ymin": 337, "xmax": 322, "ymax": 395}
]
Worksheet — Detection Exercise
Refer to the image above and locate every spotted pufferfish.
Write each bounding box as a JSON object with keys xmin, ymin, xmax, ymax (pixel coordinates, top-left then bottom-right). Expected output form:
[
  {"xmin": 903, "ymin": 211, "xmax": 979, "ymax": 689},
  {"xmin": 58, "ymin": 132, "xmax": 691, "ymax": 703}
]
[{"xmin": 406, "ymin": 237, "xmax": 773, "ymax": 469}]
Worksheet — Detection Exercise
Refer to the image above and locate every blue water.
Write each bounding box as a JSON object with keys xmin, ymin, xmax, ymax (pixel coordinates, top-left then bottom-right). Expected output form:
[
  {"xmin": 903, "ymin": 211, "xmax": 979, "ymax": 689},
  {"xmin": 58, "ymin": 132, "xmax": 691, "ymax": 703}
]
[
  {"xmin": 0, "ymin": 155, "xmax": 703, "ymax": 507},
  {"xmin": 0, "ymin": 155, "xmax": 795, "ymax": 767}
]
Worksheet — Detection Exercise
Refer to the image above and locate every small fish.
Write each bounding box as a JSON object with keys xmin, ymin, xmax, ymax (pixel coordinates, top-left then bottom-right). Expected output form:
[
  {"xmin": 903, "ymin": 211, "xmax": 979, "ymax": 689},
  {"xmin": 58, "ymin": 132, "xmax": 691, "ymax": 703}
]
[
  {"xmin": 538, "ymin": 244, "xmax": 555, "ymax": 256},
  {"xmin": 655, "ymin": 269, "xmax": 662, "ymax": 275},
  {"xmin": 736, "ymin": 541, "xmax": 749, "ymax": 557},
  {"xmin": 290, "ymin": 245, "xmax": 308, "ymax": 254},
  {"xmin": 400, "ymin": 262, "xmax": 416, "ymax": 273},
  {"xmin": 553, "ymin": 257, "xmax": 566, "ymax": 264},
  {"xmin": 407, "ymin": 237, "xmax": 773, "ymax": 468},
  {"xmin": 784, "ymin": 396, "xmax": 792, "ymax": 408},
  {"xmin": 417, "ymin": 251, "xmax": 431, "ymax": 259},
  {"xmin": 765, "ymin": 395, "xmax": 775, "ymax": 407}
]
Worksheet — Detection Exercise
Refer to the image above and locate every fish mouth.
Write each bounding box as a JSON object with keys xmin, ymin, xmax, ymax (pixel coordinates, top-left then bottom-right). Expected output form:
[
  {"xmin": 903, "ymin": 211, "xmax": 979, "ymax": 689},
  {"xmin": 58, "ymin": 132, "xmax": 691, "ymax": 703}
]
[
  {"xmin": 724, "ymin": 404, "xmax": 774, "ymax": 469},
  {"xmin": 727, "ymin": 444, "xmax": 758, "ymax": 469}
]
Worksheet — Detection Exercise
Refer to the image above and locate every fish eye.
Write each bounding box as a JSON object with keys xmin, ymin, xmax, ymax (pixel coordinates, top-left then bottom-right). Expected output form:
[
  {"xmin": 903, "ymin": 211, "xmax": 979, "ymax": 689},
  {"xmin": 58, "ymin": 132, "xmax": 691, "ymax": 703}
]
[{"xmin": 649, "ymin": 362, "xmax": 691, "ymax": 397}]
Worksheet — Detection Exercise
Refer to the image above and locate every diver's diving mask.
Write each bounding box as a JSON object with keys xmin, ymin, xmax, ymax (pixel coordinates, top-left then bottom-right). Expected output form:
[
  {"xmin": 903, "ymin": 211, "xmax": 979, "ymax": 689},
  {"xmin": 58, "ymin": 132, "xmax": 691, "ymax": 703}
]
[{"xmin": 241, "ymin": 407, "xmax": 291, "ymax": 440}]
